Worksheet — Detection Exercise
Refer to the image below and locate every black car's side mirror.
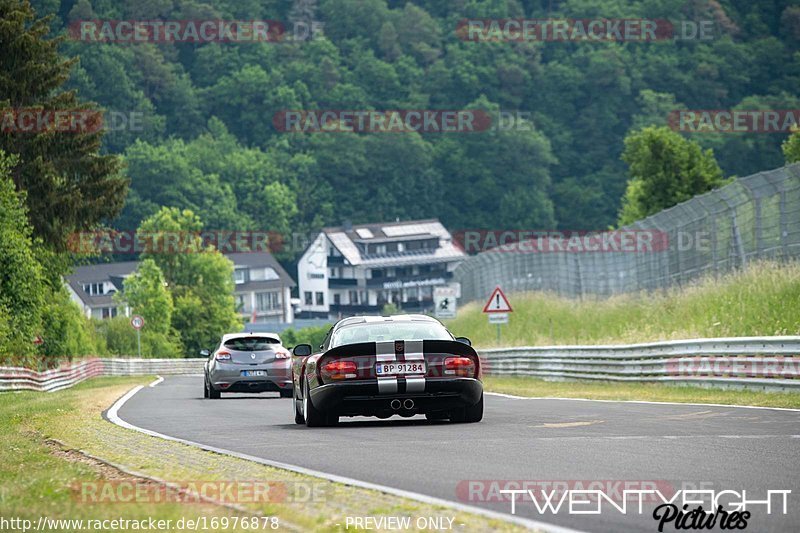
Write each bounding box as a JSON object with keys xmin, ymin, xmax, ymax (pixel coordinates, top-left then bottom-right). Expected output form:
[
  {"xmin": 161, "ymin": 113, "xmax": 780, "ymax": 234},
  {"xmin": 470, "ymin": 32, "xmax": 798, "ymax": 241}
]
[
  {"xmin": 455, "ymin": 337, "xmax": 472, "ymax": 346},
  {"xmin": 293, "ymin": 344, "xmax": 312, "ymax": 357},
  {"xmin": 200, "ymin": 349, "xmax": 211, "ymax": 357}
]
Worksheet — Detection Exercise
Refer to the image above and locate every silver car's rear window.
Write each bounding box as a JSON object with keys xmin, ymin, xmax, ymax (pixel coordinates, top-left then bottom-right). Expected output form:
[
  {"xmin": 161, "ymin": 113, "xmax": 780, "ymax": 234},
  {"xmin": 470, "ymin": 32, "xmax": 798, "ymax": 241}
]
[
  {"xmin": 330, "ymin": 322, "xmax": 452, "ymax": 348},
  {"xmin": 223, "ymin": 337, "xmax": 280, "ymax": 351}
]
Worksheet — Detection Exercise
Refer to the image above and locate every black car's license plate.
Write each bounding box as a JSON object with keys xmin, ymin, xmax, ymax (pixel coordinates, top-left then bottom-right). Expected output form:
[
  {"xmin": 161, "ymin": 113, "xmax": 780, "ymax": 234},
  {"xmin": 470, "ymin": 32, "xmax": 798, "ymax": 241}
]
[{"xmin": 375, "ymin": 362, "xmax": 425, "ymax": 375}]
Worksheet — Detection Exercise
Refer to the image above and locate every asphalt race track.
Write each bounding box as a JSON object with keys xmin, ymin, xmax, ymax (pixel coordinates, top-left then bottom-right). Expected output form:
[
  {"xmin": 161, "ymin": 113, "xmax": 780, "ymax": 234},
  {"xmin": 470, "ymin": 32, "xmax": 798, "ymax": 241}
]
[{"xmin": 117, "ymin": 376, "xmax": 800, "ymax": 532}]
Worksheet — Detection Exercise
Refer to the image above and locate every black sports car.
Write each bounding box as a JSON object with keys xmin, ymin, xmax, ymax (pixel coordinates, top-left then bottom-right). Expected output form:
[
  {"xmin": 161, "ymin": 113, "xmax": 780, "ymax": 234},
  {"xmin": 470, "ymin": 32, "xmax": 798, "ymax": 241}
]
[{"xmin": 291, "ymin": 314, "xmax": 483, "ymax": 427}]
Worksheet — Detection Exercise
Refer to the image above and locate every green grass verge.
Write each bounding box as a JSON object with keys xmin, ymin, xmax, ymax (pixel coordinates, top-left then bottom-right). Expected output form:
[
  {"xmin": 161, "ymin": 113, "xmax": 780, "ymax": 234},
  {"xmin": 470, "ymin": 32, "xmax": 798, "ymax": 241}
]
[
  {"xmin": 484, "ymin": 376, "xmax": 800, "ymax": 408},
  {"xmin": 0, "ymin": 377, "xmax": 527, "ymax": 532},
  {"xmin": 446, "ymin": 261, "xmax": 800, "ymax": 347}
]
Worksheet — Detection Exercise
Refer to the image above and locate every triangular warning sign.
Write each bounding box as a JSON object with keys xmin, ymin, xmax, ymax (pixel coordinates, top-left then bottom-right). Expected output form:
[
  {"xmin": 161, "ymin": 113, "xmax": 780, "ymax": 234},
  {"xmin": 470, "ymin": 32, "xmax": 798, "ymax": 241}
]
[{"xmin": 483, "ymin": 287, "xmax": 512, "ymax": 313}]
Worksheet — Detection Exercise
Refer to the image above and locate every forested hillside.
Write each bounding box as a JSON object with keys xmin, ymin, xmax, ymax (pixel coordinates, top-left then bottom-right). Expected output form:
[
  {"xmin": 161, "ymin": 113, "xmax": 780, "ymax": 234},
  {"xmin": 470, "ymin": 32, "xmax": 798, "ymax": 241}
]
[{"xmin": 36, "ymin": 0, "xmax": 800, "ymax": 241}]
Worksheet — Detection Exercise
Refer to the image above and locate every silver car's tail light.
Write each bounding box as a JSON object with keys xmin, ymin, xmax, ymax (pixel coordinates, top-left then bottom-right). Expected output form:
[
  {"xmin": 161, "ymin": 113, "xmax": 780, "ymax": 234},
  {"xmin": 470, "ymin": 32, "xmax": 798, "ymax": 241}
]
[{"xmin": 215, "ymin": 350, "xmax": 232, "ymax": 361}]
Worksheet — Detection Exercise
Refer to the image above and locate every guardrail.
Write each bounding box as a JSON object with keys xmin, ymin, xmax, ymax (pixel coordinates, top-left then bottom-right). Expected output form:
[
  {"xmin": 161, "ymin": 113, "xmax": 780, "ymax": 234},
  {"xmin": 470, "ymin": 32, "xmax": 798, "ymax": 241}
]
[
  {"xmin": 2, "ymin": 337, "xmax": 799, "ymax": 393},
  {"xmin": 0, "ymin": 358, "xmax": 206, "ymax": 393},
  {"xmin": 480, "ymin": 336, "xmax": 800, "ymax": 392}
]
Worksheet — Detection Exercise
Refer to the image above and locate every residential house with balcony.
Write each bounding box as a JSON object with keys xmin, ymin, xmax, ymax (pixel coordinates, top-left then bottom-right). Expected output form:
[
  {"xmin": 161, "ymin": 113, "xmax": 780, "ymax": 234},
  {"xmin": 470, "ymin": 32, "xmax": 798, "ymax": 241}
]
[{"xmin": 296, "ymin": 219, "xmax": 465, "ymax": 319}]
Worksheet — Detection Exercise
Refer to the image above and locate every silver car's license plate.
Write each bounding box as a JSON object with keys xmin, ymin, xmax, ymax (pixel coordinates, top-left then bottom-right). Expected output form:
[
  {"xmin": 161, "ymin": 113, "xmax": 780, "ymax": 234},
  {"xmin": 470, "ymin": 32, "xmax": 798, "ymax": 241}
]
[
  {"xmin": 375, "ymin": 362, "xmax": 425, "ymax": 375},
  {"xmin": 241, "ymin": 370, "xmax": 267, "ymax": 377}
]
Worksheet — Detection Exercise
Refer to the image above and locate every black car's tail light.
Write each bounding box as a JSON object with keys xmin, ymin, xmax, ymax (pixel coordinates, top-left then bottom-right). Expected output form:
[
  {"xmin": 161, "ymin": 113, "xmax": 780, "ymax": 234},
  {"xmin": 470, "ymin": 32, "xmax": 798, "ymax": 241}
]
[
  {"xmin": 320, "ymin": 360, "xmax": 358, "ymax": 380},
  {"xmin": 444, "ymin": 356, "xmax": 476, "ymax": 377}
]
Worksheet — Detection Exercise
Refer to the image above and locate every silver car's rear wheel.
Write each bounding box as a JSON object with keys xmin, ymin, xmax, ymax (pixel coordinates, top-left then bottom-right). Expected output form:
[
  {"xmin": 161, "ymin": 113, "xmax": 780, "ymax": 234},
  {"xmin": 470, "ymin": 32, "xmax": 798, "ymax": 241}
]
[{"xmin": 206, "ymin": 376, "xmax": 220, "ymax": 399}]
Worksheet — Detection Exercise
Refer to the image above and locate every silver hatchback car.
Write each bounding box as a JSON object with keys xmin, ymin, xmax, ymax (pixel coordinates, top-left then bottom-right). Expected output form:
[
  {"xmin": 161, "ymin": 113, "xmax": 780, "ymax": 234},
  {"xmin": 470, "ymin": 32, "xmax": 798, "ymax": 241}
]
[{"xmin": 202, "ymin": 332, "xmax": 293, "ymax": 399}]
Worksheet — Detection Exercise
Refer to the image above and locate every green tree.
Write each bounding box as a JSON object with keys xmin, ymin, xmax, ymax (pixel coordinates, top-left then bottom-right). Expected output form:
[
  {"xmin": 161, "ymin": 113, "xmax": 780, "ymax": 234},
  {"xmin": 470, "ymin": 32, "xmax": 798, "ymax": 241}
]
[
  {"xmin": 0, "ymin": 0, "xmax": 127, "ymax": 251},
  {"xmin": 618, "ymin": 127, "xmax": 725, "ymax": 226},
  {"xmin": 38, "ymin": 287, "xmax": 98, "ymax": 362},
  {"xmin": 783, "ymin": 128, "xmax": 800, "ymax": 164},
  {"xmin": 138, "ymin": 207, "xmax": 242, "ymax": 354},
  {"xmin": 433, "ymin": 96, "xmax": 556, "ymax": 229},
  {"xmin": 0, "ymin": 150, "xmax": 44, "ymax": 362},
  {"xmin": 120, "ymin": 259, "xmax": 172, "ymax": 336}
]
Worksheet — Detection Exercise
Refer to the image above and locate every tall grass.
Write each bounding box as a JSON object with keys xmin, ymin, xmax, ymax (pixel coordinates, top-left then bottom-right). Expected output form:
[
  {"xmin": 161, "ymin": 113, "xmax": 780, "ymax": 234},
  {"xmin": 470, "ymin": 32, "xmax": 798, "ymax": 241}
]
[{"xmin": 446, "ymin": 261, "xmax": 800, "ymax": 347}]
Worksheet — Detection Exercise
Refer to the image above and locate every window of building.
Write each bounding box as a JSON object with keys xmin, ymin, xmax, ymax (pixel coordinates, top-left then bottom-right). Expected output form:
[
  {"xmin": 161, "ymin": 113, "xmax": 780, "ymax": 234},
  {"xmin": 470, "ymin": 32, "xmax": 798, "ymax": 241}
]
[
  {"xmin": 83, "ymin": 282, "xmax": 106, "ymax": 296},
  {"xmin": 316, "ymin": 292, "xmax": 324, "ymax": 306},
  {"xmin": 349, "ymin": 290, "xmax": 358, "ymax": 304},
  {"xmin": 375, "ymin": 244, "xmax": 387, "ymax": 254},
  {"xmin": 304, "ymin": 291, "xmax": 313, "ymax": 305},
  {"xmin": 234, "ymin": 268, "xmax": 246, "ymax": 284},
  {"xmin": 256, "ymin": 292, "xmax": 280, "ymax": 311},
  {"xmin": 250, "ymin": 267, "xmax": 280, "ymax": 281},
  {"xmin": 397, "ymin": 242, "xmax": 405, "ymax": 252},
  {"xmin": 101, "ymin": 306, "xmax": 117, "ymax": 319},
  {"xmin": 234, "ymin": 294, "xmax": 246, "ymax": 312},
  {"xmin": 333, "ymin": 293, "xmax": 340, "ymax": 305},
  {"xmin": 371, "ymin": 268, "xmax": 384, "ymax": 278}
]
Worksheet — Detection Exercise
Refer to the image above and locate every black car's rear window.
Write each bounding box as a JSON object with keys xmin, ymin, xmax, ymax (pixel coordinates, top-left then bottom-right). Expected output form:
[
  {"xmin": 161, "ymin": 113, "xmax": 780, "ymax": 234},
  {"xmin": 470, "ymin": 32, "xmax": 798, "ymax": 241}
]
[
  {"xmin": 223, "ymin": 337, "xmax": 280, "ymax": 351},
  {"xmin": 330, "ymin": 321, "xmax": 452, "ymax": 348}
]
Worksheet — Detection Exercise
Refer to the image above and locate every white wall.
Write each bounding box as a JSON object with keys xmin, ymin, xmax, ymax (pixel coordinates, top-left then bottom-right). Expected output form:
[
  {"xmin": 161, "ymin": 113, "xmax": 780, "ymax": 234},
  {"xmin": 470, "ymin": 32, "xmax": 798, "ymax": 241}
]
[{"xmin": 297, "ymin": 232, "xmax": 329, "ymax": 313}]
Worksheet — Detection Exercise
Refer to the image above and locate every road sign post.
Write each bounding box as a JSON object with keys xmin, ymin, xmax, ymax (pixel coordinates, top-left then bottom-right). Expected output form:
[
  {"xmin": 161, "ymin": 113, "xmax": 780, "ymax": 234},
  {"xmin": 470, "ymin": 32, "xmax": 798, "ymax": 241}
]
[
  {"xmin": 131, "ymin": 315, "xmax": 145, "ymax": 357},
  {"xmin": 482, "ymin": 287, "xmax": 512, "ymax": 344},
  {"xmin": 433, "ymin": 286, "xmax": 458, "ymax": 319}
]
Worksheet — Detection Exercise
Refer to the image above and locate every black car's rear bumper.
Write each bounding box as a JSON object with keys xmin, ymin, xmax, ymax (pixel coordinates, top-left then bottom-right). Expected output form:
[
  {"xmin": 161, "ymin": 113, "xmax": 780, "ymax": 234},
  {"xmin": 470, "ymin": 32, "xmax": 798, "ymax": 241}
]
[{"xmin": 308, "ymin": 378, "xmax": 482, "ymax": 417}]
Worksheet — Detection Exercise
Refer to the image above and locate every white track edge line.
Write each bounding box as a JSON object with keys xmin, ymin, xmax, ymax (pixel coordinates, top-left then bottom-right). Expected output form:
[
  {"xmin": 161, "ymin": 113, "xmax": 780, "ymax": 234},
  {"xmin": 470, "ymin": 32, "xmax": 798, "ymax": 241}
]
[
  {"xmin": 485, "ymin": 392, "xmax": 800, "ymax": 412},
  {"xmin": 106, "ymin": 384, "xmax": 584, "ymax": 533},
  {"xmin": 149, "ymin": 376, "xmax": 164, "ymax": 387}
]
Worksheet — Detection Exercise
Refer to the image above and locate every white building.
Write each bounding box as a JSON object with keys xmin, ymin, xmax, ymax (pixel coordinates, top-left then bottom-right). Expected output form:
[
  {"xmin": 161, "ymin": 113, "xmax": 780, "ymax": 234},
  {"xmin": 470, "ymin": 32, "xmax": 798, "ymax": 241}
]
[
  {"xmin": 296, "ymin": 219, "xmax": 465, "ymax": 319},
  {"xmin": 228, "ymin": 252, "xmax": 296, "ymax": 324}
]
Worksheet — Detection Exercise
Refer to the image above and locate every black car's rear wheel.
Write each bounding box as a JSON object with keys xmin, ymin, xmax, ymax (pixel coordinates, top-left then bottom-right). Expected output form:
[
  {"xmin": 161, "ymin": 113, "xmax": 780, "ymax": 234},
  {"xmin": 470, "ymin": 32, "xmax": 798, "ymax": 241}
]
[
  {"xmin": 293, "ymin": 383, "xmax": 305, "ymax": 424},
  {"xmin": 303, "ymin": 378, "xmax": 337, "ymax": 427},
  {"xmin": 280, "ymin": 388, "xmax": 293, "ymax": 399},
  {"xmin": 203, "ymin": 375, "xmax": 209, "ymax": 398}
]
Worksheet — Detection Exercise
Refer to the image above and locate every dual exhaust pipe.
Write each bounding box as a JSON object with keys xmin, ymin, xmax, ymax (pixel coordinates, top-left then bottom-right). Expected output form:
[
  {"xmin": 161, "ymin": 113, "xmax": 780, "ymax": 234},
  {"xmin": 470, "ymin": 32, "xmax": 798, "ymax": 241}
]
[{"xmin": 390, "ymin": 399, "xmax": 415, "ymax": 410}]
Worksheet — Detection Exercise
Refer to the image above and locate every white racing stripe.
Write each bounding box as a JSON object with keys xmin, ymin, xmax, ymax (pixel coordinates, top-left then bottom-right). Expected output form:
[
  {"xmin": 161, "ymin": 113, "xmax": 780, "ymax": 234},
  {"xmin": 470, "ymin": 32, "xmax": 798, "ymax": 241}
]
[
  {"xmin": 377, "ymin": 377, "xmax": 399, "ymax": 394},
  {"xmin": 403, "ymin": 340, "xmax": 426, "ymax": 393},
  {"xmin": 106, "ymin": 381, "xmax": 584, "ymax": 533},
  {"xmin": 376, "ymin": 341, "xmax": 395, "ymax": 362},
  {"xmin": 405, "ymin": 376, "xmax": 425, "ymax": 393},
  {"xmin": 376, "ymin": 341, "xmax": 399, "ymax": 394}
]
